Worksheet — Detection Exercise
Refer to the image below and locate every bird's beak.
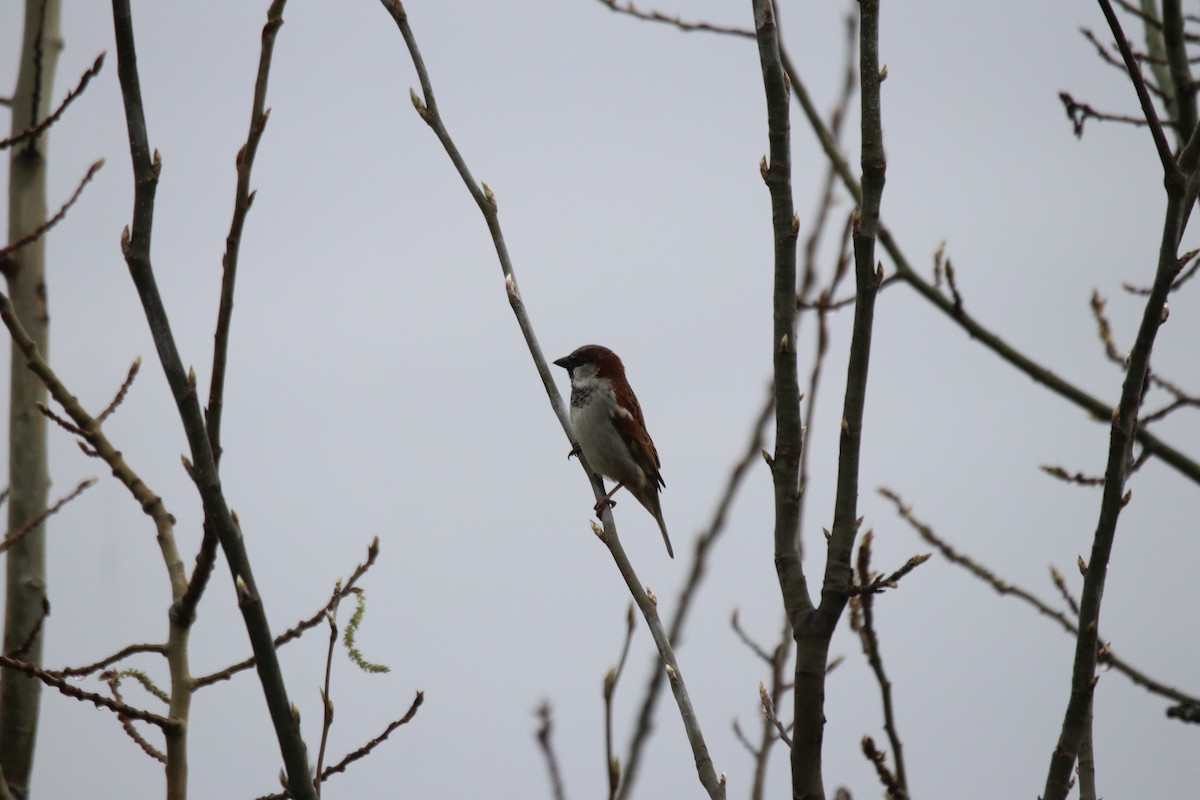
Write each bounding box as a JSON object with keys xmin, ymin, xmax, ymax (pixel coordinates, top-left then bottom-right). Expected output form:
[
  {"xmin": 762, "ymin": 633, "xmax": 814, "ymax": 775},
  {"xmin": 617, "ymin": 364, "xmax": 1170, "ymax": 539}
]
[{"xmin": 553, "ymin": 356, "xmax": 571, "ymax": 370}]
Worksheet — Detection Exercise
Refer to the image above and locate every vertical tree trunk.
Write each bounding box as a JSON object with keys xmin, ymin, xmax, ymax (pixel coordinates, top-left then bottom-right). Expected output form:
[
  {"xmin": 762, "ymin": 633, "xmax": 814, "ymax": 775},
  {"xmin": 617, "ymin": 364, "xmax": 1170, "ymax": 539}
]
[{"xmin": 2, "ymin": 0, "xmax": 63, "ymax": 793}]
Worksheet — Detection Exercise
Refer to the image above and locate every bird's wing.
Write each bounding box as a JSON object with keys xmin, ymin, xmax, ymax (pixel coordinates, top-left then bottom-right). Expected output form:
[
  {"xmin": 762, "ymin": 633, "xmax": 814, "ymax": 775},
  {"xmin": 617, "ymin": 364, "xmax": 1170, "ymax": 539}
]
[{"xmin": 611, "ymin": 382, "xmax": 665, "ymax": 489}]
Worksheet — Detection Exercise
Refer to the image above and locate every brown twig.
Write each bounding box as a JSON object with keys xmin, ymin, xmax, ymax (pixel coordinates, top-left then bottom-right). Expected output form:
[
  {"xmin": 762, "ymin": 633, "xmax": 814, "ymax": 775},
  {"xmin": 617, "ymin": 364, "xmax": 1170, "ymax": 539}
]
[
  {"xmin": 314, "ymin": 601, "xmax": 340, "ymax": 798},
  {"xmin": 0, "ymin": 159, "xmax": 104, "ymax": 268},
  {"xmin": 1059, "ymin": 90, "xmax": 1159, "ymax": 137},
  {"xmin": 880, "ymin": 488, "xmax": 1200, "ymax": 710},
  {"xmin": 257, "ymin": 692, "xmax": 425, "ymax": 800},
  {"xmin": 193, "ymin": 539, "xmax": 379, "ymax": 688},
  {"xmin": 0, "ymin": 52, "xmax": 105, "ymax": 151},
  {"xmin": 55, "ymin": 642, "xmax": 167, "ymax": 678},
  {"xmin": 1078, "ymin": 28, "xmax": 1165, "ymax": 97},
  {"xmin": 0, "ymin": 654, "xmax": 176, "ymax": 730},
  {"xmin": 104, "ymin": 672, "xmax": 166, "ymax": 763},
  {"xmin": 750, "ymin": 615, "xmax": 793, "ymax": 800},
  {"xmin": 1123, "ymin": 247, "xmax": 1200, "ymax": 294},
  {"xmin": 1039, "ymin": 465, "xmax": 1106, "ymax": 487},
  {"xmin": 604, "ymin": 604, "xmax": 635, "ymax": 800},
  {"xmin": 861, "ymin": 735, "xmax": 905, "ymax": 799},
  {"xmin": 96, "ymin": 357, "xmax": 141, "ymax": 424},
  {"xmin": 3, "ymin": 598, "xmax": 48, "ymax": 660},
  {"xmin": 36, "ymin": 401, "xmax": 84, "ymax": 436},
  {"xmin": 206, "ymin": 0, "xmax": 285, "ymax": 467},
  {"xmin": 758, "ymin": 681, "xmax": 792, "ymax": 749},
  {"xmin": 535, "ymin": 703, "xmax": 568, "ymax": 800},
  {"xmin": 852, "ymin": 533, "xmax": 908, "ymax": 797},
  {"xmin": 0, "ymin": 478, "xmax": 95, "ymax": 554},
  {"xmin": 591, "ymin": 0, "xmax": 753, "ymax": 37},
  {"xmin": 776, "ymin": 28, "xmax": 1200, "ymax": 487}
]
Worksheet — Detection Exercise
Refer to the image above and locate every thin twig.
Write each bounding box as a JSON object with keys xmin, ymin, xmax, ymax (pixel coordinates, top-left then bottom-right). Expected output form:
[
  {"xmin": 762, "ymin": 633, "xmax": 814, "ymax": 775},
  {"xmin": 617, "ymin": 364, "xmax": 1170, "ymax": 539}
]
[
  {"xmin": 776, "ymin": 33, "xmax": 1200, "ymax": 486},
  {"xmin": 749, "ymin": 614, "xmax": 794, "ymax": 800},
  {"xmin": 861, "ymin": 735, "xmax": 905, "ymax": 800},
  {"xmin": 0, "ymin": 654, "xmax": 177, "ymax": 730},
  {"xmin": 591, "ymin": 0, "xmax": 753, "ymax": 37},
  {"xmin": 1039, "ymin": 465, "xmax": 1105, "ymax": 487},
  {"xmin": 0, "ymin": 478, "xmax": 95, "ymax": 554},
  {"xmin": 758, "ymin": 681, "xmax": 792, "ymax": 748},
  {"xmin": 55, "ymin": 642, "xmax": 167, "ymax": 678},
  {"xmin": 0, "ymin": 52, "xmax": 105, "ymax": 151},
  {"xmin": 104, "ymin": 672, "xmax": 166, "ymax": 763},
  {"xmin": 604, "ymin": 604, "xmax": 635, "ymax": 800},
  {"xmin": 1059, "ymin": 90, "xmax": 1160, "ymax": 137},
  {"xmin": 97, "ymin": 357, "xmax": 141, "ymax": 423},
  {"xmin": 853, "ymin": 533, "xmax": 908, "ymax": 797},
  {"xmin": 207, "ymin": 0, "xmax": 286, "ymax": 467},
  {"xmin": 4, "ymin": 598, "xmax": 48, "ymax": 659},
  {"xmin": 0, "ymin": 290, "xmax": 179, "ymax": 581},
  {"xmin": 0, "ymin": 159, "xmax": 105, "ymax": 268},
  {"xmin": 731, "ymin": 609, "xmax": 775, "ymax": 663},
  {"xmin": 257, "ymin": 692, "xmax": 425, "ymax": 800},
  {"xmin": 193, "ymin": 540, "xmax": 379, "ymax": 688},
  {"xmin": 536, "ymin": 703, "xmax": 568, "ymax": 800},
  {"xmin": 1123, "ymin": 247, "xmax": 1200, "ymax": 294},
  {"xmin": 880, "ymin": 488, "xmax": 1200, "ymax": 710},
  {"xmin": 314, "ymin": 602, "xmax": 340, "ymax": 798}
]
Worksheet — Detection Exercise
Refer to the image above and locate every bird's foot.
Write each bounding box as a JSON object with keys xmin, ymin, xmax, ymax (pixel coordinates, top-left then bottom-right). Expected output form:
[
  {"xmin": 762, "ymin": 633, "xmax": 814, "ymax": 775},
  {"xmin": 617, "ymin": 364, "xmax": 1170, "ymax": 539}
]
[{"xmin": 593, "ymin": 483, "xmax": 624, "ymax": 515}]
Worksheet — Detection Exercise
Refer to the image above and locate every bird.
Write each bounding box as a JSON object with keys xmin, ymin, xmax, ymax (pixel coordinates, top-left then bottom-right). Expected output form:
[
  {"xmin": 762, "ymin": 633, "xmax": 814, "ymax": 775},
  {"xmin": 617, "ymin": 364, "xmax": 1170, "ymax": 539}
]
[{"xmin": 553, "ymin": 344, "xmax": 674, "ymax": 558}]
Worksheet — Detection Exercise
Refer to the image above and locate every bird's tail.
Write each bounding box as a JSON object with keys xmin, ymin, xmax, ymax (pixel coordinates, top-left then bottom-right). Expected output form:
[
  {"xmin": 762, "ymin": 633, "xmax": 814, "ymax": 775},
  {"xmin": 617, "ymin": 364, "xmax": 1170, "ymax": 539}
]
[{"xmin": 654, "ymin": 512, "xmax": 675, "ymax": 559}]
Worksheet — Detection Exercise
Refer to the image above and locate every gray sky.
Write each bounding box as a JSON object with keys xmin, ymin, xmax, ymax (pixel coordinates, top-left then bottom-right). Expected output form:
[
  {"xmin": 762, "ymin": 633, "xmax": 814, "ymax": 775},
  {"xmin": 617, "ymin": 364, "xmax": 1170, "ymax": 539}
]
[{"xmin": 3, "ymin": 0, "xmax": 1198, "ymax": 797}]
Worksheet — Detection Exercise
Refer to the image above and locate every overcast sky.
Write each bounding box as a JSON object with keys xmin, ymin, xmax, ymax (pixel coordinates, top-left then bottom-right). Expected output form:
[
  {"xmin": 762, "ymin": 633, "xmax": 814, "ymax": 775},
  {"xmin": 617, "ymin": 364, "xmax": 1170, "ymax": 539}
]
[{"xmin": 3, "ymin": 0, "xmax": 1198, "ymax": 798}]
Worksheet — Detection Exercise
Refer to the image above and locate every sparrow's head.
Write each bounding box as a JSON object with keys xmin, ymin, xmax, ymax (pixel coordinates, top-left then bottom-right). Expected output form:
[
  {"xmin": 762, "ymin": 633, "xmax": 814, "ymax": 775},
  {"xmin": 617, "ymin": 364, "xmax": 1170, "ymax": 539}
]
[{"xmin": 553, "ymin": 344, "xmax": 625, "ymax": 384}]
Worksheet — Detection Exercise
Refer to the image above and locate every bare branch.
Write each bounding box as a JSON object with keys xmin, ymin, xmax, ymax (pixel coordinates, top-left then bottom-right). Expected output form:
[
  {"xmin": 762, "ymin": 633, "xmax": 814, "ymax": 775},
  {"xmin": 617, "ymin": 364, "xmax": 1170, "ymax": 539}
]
[
  {"xmin": 0, "ymin": 159, "xmax": 104, "ymax": 270},
  {"xmin": 535, "ymin": 703, "xmax": 568, "ymax": 800},
  {"xmin": 207, "ymin": 0, "xmax": 286, "ymax": 466},
  {"xmin": 96, "ymin": 357, "xmax": 141, "ymax": 424},
  {"xmin": 757, "ymin": 682, "xmax": 792, "ymax": 748},
  {"xmin": 1060, "ymin": 90, "xmax": 1161, "ymax": 137},
  {"xmin": 1039, "ymin": 465, "xmax": 1106, "ymax": 487},
  {"xmin": 0, "ymin": 52, "xmax": 105, "ymax": 151},
  {"xmin": 1123, "ymin": 247, "xmax": 1200, "ymax": 294},
  {"xmin": 256, "ymin": 692, "xmax": 425, "ymax": 800},
  {"xmin": 880, "ymin": 488, "xmax": 1200, "ymax": 710},
  {"xmin": 861, "ymin": 735, "xmax": 906, "ymax": 800},
  {"xmin": 0, "ymin": 654, "xmax": 176, "ymax": 730},
  {"xmin": 194, "ymin": 539, "xmax": 379, "ymax": 688},
  {"xmin": 315, "ymin": 603, "xmax": 339, "ymax": 798},
  {"xmin": 778, "ymin": 31, "xmax": 1200, "ymax": 486},
  {"xmin": 590, "ymin": 0, "xmax": 753, "ymax": 37},
  {"xmin": 604, "ymin": 604, "xmax": 635, "ymax": 800},
  {"xmin": 55, "ymin": 642, "xmax": 167, "ymax": 679},
  {"xmin": 1095, "ymin": 0, "xmax": 1177, "ymax": 173},
  {"xmin": 103, "ymin": 672, "xmax": 166, "ymax": 763},
  {"xmin": 852, "ymin": 533, "xmax": 908, "ymax": 796},
  {"xmin": 0, "ymin": 479, "xmax": 95, "ymax": 554}
]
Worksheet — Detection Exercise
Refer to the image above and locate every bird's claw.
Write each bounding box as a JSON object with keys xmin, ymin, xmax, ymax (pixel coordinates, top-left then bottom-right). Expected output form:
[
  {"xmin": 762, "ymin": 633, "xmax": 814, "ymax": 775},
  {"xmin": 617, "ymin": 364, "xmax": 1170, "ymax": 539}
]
[
  {"xmin": 567, "ymin": 443, "xmax": 582, "ymax": 460},
  {"xmin": 593, "ymin": 497, "xmax": 616, "ymax": 515}
]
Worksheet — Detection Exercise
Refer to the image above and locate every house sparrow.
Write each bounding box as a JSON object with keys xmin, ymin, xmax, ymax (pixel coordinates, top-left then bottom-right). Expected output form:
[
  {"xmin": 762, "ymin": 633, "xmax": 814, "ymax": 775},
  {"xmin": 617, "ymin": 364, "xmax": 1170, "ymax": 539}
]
[{"xmin": 554, "ymin": 345, "xmax": 674, "ymax": 558}]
